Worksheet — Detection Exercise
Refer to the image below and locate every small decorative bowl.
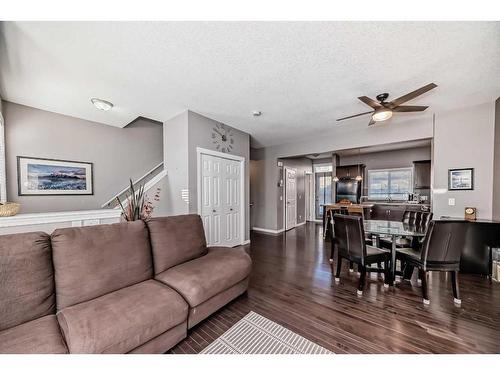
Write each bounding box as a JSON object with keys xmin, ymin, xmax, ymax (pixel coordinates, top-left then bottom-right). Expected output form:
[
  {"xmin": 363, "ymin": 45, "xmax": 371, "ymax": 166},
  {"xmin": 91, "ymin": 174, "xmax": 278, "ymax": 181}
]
[{"xmin": 0, "ymin": 202, "xmax": 21, "ymax": 217}]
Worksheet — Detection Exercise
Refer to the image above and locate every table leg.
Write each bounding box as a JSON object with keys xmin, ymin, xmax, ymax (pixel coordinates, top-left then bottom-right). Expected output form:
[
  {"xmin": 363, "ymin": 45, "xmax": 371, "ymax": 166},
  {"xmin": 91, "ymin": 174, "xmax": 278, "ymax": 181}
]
[
  {"xmin": 390, "ymin": 234, "xmax": 396, "ymax": 286},
  {"xmin": 322, "ymin": 208, "xmax": 327, "ymax": 239}
]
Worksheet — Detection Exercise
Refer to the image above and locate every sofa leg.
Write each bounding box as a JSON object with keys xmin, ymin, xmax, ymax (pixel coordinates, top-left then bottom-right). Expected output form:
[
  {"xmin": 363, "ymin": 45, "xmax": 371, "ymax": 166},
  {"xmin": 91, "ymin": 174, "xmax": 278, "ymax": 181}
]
[
  {"xmin": 419, "ymin": 269, "xmax": 429, "ymax": 304},
  {"xmin": 451, "ymin": 271, "xmax": 461, "ymax": 305}
]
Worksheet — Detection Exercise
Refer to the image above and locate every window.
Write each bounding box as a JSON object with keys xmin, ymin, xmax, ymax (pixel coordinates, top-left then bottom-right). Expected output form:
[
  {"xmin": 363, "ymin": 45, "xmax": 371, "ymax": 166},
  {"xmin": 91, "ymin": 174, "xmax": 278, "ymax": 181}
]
[
  {"xmin": 368, "ymin": 168, "xmax": 413, "ymax": 200},
  {"xmin": 314, "ymin": 164, "xmax": 332, "ymax": 173}
]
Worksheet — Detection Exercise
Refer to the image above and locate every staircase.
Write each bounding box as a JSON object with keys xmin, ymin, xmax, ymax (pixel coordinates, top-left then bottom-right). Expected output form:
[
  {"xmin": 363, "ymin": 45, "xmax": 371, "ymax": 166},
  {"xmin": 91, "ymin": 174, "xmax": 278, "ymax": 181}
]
[{"xmin": 101, "ymin": 162, "xmax": 167, "ymax": 209}]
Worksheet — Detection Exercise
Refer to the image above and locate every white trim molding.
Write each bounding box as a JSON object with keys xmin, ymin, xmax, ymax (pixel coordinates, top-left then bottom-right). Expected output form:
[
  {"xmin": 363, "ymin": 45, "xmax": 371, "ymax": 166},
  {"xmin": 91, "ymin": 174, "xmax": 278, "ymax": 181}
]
[
  {"xmin": 296, "ymin": 221, "xmax": 307, "ymax": 227},
  {"xmin": 252, "ymin": 227, "xmax": 285, "ymax": 235},
  {"xmin": 0, "ymin": 209, "xmax": 122, "ymax": 228},
  {"xmin": 196, "ymin": 147, "xmax": 246, "ymax": 246}
]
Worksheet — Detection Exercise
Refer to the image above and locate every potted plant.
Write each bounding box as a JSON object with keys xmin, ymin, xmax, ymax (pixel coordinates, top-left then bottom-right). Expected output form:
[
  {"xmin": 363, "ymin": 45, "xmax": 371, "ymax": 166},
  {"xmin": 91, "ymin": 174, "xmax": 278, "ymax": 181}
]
[{"xmin": 115, "ymin": 179, "xmax": 161, "ymax": 221}]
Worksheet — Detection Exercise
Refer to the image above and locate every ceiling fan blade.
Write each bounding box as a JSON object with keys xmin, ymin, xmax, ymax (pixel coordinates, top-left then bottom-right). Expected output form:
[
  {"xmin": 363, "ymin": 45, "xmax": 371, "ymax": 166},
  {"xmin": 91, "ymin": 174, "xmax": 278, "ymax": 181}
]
[
  {"xmin": 393, "ymin": 105, "xmax": 429, "ymax": 112},
  {"xmin": 368, "ymin": 118, "xmax": 376, "ymax": 126},
  {"xmin": 389, "ymin": 83, "xmax": 437, "ymax": 107},
  {"xmin": 358, "ymin": 96, "xmax": 382, "ymax": 109},
  {"xmin": 336, "ymin": 111, "xmax": 374, "ymax": 121}
]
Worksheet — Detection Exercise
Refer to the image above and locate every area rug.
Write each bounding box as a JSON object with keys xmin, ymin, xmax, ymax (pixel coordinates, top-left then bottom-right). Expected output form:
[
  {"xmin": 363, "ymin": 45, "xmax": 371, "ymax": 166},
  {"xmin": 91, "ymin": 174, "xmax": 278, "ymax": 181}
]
[{"xmin": 200, "ymin": 311, "xmax": 332, "ymax": 354}]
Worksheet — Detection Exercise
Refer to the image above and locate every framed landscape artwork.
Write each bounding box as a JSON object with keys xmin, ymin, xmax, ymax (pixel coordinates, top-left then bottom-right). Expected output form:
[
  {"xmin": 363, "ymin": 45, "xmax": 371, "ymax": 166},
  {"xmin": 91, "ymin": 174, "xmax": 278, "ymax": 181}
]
[
  {"xmin": 17, "ymin": 156, "xmax": 93, "ymax": 196},
  {"xmin": 448, "ymin": 168, "xmax": 474, "ymax": 191}
]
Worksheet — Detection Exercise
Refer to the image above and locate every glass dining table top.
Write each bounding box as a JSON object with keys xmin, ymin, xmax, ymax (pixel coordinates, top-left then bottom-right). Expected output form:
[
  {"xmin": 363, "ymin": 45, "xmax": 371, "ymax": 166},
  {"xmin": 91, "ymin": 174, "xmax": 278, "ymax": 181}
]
[{"xmin": 363, "ymin": 220, "xmax": 426, "ymax": 237}]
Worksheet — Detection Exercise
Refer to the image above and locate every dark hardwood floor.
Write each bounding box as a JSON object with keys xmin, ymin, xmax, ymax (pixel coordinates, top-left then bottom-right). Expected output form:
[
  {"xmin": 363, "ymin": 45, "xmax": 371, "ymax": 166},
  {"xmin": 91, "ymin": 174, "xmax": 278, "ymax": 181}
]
[{"xmin": 170, "ymin": 223, "xmax": 500, "ymax": 354}]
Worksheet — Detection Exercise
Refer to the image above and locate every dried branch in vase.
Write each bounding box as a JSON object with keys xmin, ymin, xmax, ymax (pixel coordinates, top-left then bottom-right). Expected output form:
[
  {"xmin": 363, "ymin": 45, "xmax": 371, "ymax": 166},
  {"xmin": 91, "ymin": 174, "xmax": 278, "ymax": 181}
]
[{"xmin": 115, "ymin": 180, "xmax": 161, "ymax": 221}]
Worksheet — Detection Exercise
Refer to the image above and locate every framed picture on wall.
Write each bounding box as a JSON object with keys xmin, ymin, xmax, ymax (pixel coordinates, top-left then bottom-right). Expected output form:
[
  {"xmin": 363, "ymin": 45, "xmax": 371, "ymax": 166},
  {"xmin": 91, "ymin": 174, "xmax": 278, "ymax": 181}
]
[
  {"xmin": 17, "ymin": 156, "xmax": 93, "ymax": 196},
  {"xmin": 448, "ymin": 168, "xmax": 474, "ymax": 191}
]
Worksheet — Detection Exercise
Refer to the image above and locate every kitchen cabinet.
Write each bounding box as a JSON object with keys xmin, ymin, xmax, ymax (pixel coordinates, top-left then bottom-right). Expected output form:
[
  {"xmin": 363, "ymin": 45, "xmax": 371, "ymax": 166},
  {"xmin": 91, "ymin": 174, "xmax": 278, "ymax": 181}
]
[
  {"xmin": 371, "ymin": 204, "xmax": 405, "ymax": 221},
  {"xmin": 335, "ymin": 164, "xmax": 365, "ymax": 179},
  {"xmin": 413, "ymin": 160, "xmax": 431, "ymax": 189}
]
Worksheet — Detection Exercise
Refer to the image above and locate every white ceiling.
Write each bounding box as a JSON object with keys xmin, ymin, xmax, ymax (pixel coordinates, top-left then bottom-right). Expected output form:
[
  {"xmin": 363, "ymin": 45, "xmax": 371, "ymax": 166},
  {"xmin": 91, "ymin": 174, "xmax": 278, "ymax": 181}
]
[{"xmin": 0, "ymin": 22, "xmax": 499, "ymax": 148}]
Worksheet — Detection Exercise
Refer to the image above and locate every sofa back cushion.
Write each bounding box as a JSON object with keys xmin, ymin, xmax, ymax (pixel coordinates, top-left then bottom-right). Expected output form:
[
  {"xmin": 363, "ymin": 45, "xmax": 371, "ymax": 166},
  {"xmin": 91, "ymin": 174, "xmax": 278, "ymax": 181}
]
[
  {"xmin": 0, "ymin": 232, "xmax": 55, "ymax": 331},
  {"xmin": 146, "ymin": 215, "xmax": 207, "ymax": 274},
  {"xmin": 51, "ymin": 221, "xmax": 153, "ymax": 310}
]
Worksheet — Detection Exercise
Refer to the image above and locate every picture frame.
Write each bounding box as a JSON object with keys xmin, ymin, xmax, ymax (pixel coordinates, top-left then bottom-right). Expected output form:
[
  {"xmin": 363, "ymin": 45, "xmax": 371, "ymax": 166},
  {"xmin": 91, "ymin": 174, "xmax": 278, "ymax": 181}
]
[
  {"xmin": 448, "ymin": 168, "xmax": 474, "ymax": 191},
  {"xmin": 17, "ymin": 156, "xmax": 94, "ymax": 196}
]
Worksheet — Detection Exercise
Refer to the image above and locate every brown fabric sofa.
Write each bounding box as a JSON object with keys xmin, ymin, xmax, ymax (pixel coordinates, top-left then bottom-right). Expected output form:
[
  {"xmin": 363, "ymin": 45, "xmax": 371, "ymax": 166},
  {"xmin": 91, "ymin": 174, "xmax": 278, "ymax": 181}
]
[
  {"xmin": 146, "ymin": 215, "xmax": 252, "ymax": 328},
  {"xmin": 0, "ymin": 214, "xmax": 251, "ymax": 354},
  {"xmin": 0, "ymin": 232, "xmax": 68, "ymax": 354}
]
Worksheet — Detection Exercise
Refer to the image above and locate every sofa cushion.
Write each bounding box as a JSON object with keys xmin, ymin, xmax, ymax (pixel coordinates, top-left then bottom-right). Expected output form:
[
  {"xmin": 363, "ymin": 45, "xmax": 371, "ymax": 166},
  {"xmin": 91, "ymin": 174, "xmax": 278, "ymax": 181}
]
[
  {"xmin": 146, "ymin": 214, "xmax": 207, "ymax": 274},
  {"xmin": 0, "ymin": 232, "xmax": 55, "ymax": 331},
  {"xmin": 56, "ymin": 279, "xmax": 188, "ymax": 353},
  {"xmin": 156, "ymin": 247, "xmax": 252, "ymax": 307},
  {"xmin": 52, "ymin": 220, "xmax": 153, "ymax": 310},
  {"xmin": 0, "ymin": 315, "xmax": 67, "ymax": 354}
]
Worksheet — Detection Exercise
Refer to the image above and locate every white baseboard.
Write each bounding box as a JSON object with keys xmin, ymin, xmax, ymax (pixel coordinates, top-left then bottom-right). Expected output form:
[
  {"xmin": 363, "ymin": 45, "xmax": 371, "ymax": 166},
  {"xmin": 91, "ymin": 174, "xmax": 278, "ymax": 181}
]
[
  {"xmin": 242, "ymin": 239, "xmax": 251, "ymax": 245},
  {"xmin": 296, "ymin": 221, "xmax": 307, "ymax": 227},
  {"xmin": 252, "ymin": 227, "xmax": 285, "ymax": 235}
]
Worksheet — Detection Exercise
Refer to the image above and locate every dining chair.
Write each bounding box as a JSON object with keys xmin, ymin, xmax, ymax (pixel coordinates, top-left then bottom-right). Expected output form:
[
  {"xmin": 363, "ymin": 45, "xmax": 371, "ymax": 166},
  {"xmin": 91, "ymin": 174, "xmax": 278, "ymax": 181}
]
[
  {"xmin": 327, "ymin": 207, "xmax": 349, "ymax": 263},
  {"xmin": 332, "ymin": 214, "xmax": 392, "ymax": 295},
  {"xmin": 396, "ymin": 220, "xmax": 468, "ymax": 305},
  {"xmin": 380, "ymin": 210, "xmax": 433, "ymax": 249}
]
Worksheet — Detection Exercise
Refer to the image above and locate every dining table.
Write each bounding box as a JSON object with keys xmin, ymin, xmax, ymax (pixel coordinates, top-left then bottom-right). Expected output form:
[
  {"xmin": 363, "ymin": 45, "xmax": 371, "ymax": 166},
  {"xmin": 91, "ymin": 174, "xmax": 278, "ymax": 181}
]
[{"xmin": 363, "ymin": 220, "xmax": 427, "ymax": 282}]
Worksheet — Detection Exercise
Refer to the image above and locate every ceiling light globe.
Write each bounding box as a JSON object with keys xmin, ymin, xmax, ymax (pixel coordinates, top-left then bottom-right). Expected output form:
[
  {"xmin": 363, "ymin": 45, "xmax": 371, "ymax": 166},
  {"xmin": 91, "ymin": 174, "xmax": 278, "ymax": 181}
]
[
  {"xmin": 91, "ymin": 98, "xmax": 113, "ymax": 111},
  {"xmin": 372, "ymin": 108, "xmax": 393, "ymax": 122}
]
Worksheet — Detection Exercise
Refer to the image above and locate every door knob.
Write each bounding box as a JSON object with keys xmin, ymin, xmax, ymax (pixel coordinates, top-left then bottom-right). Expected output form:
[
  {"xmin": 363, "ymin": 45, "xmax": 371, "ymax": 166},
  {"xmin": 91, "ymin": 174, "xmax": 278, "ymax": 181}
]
[
  {"xmin": 212, "ymin": 209, "xmax": 216, "ymax": 213},
  {"xmin": 230, "ymin": 208, "xmax": 233, "ymax": 211}
]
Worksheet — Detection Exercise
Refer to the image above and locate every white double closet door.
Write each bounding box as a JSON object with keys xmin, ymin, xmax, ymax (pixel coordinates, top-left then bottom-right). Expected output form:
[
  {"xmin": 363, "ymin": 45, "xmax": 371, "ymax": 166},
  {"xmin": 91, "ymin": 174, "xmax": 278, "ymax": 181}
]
[{"xmin": 200, "ymin": 153, "xmax": 242, "ymax": 247}]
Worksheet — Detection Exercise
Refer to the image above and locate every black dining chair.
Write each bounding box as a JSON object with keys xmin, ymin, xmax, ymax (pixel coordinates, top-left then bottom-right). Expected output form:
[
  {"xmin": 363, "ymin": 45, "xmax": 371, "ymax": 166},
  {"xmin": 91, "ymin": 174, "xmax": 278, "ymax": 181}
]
[
  {"xmin": 396, "ymin": 220, "xmax": 468, "ymax": 305},
  {"xmin": 332, "ymin": 214, "xmax": 392, "ymax": 295},
  {"xmin": 327, "ymin": 207, "xmax": 349, "ymax": 263},
  {"xmin": 380, "ymin": 210, "xmax": 433, "ymax": 249}
]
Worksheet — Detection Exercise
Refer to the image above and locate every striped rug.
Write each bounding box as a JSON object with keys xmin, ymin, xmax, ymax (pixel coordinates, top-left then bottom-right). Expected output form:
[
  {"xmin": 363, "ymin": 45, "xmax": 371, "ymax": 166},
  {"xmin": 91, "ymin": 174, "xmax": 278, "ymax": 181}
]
[{"xmin": 200, "ymin": 311, "xmax": 332, "ymax": 354}]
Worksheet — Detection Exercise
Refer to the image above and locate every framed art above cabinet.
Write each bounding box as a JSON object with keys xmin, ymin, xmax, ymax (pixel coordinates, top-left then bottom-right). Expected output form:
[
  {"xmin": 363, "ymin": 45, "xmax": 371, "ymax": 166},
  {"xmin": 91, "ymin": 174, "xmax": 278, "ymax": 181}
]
[{"xmin": 17, "ymin": 156, "xmax": 94, "ymax": 196}]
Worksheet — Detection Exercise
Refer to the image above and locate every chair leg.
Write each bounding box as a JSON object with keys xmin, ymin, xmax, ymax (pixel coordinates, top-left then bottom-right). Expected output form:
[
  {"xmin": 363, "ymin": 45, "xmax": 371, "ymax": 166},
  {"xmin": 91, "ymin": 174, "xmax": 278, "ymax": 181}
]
[
  {"xmin": 329, "ymin": 242, "xmax": 334, "ymax": 263},
  {"xmin": 377, "ymin": 262, "xmax": 382, "ymax": 273},
  {"xmin": 383, "ymin": 260, "xmax": 391, "ymax": 287},
  {"xmin": 335, "ymin": 254, "xmax": 342, "ymax": 282},
  {"xmin": 419, "ymin": 269, "xmax": 429, "ymax": 305},
  {"xmin": 357, "ymin": 265, "xmax": 366, "ymax": 295},
  {"xmin": 451, "ymin": 271, "xmax": 461, "ymax": 305},
  {"xmin": 349, "ymin": 261, "xmax": 354, "ymax": 273},
  {"xmin": 403, "ymin": 264, "xmax": 415, "ymax": 281}
]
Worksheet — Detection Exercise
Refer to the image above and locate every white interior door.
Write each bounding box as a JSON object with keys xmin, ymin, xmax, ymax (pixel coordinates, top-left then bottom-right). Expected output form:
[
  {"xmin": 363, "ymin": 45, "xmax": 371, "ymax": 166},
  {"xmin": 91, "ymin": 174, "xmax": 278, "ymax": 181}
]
[
  {"xmin": 200, "ymin": 153, "xmax": 242, "ymax": 247},
  {"xmin": 285, "ymin": 168, "xmax": 297, "ymax": 230}
]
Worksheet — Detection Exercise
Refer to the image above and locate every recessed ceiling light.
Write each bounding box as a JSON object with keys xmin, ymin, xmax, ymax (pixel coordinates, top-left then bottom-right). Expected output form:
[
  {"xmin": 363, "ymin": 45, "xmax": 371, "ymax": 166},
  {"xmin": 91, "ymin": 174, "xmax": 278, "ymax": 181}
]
[
  {"xmin": 91, "ymin": 98, "xmax": 113, "ymax": 111},
  {"xmin": 252, "ymin": 111, "xmax": 262, "ymax": 117}
]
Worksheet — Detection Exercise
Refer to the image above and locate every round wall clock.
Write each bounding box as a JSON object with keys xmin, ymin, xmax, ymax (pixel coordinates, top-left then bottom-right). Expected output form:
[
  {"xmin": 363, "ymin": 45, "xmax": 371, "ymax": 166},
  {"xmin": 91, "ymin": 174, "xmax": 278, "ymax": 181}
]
[{"xmin": 211, "ymin": 122, "xmax": 234, "ymax": 153}]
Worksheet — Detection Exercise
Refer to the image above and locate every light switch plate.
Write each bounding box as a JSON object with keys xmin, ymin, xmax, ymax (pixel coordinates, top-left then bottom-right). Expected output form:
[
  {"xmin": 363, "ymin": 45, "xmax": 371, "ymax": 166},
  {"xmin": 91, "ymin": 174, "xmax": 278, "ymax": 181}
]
[{"xmin": 448, "ymin": 198, "xmax": 456, "ymax": 206}]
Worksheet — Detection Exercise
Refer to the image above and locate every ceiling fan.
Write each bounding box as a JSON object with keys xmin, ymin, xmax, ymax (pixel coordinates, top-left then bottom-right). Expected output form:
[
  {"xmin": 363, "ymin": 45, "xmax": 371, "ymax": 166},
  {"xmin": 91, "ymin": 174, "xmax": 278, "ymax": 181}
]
[{"xmin": 337, "ymin": 83, "xmax": 437, "ymax": 126}]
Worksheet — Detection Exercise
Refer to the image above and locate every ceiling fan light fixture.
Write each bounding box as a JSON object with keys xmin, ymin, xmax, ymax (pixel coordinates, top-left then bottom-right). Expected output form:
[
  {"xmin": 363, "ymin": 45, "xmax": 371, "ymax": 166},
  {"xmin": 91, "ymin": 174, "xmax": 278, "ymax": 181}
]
[{"xmin": 372, "ymin": 108, "xmax": 393, "ymax": 122}]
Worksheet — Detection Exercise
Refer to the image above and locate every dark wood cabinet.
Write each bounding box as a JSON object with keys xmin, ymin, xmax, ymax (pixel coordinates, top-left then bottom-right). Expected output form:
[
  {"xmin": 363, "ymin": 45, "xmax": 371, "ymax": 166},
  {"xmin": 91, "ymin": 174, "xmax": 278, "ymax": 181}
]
[
  {"xmin": 370, "ymin": 204, "xmax": 405, "ymax": 221},
  {"xmin": 335, "ymin": 164, "xmax": 365, "ymax": 179},
  {"xmin": 413, "ymin": 160, "xmax": 431, "ymax": 189}
]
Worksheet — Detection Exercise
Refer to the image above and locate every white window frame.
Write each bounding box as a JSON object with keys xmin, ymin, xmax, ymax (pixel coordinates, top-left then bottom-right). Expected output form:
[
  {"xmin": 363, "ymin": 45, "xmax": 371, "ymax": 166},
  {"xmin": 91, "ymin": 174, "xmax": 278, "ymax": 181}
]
[{"xmin": 367, "ymin": 167, "xmax": 414, "ymax": 200}]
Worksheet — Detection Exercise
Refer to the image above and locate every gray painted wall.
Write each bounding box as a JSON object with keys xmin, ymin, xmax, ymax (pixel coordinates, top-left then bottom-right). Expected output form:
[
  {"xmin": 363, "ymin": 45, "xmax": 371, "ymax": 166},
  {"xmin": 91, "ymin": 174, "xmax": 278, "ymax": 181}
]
[
  {"xmin": 492, "ymin": 98, "xmax": 500, "ymax": 220},
  {"xmin": 433, "ymin": 102, "xmax": 495, "ymax": 219},
  {"xmin": 163, "ymin": 110, "xmax": 251, "ymax": 241},
  {"xmin": 163, "ymin": 111, "xmax": 189, "ymax": 216},
  {"xmin": 3, "ymin": 101, "xmax": 163, "ymax": 213}
]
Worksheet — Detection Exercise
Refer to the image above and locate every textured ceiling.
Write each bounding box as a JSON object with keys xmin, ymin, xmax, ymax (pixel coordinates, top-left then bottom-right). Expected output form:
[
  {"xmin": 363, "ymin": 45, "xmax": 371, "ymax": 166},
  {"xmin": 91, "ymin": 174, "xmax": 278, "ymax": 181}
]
[{"xmin": 0, "ymin": 21, "xmax": 499, "ymax": 148}]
